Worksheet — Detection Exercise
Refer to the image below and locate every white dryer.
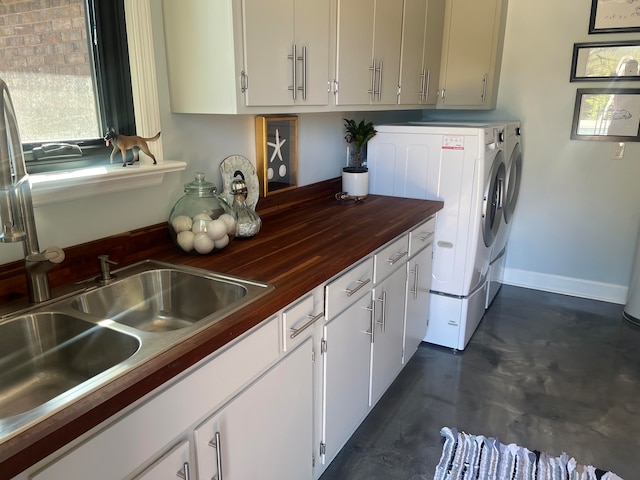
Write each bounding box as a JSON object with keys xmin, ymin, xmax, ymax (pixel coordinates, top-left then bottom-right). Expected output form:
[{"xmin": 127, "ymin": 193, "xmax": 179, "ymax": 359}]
[
  {"xmin": 368, "ymin": 123, "xmax": 506, "ymax": 350},
  {"xmin": 486, "ymin": 122, "xmax": 522, "ymax": 307}
]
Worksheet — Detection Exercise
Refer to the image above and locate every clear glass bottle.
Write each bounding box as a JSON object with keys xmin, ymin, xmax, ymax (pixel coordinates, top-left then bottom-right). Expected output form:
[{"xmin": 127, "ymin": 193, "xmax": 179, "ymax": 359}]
[
  {"xmin": 168, "ymin": 172, "xmax": 236, "ymax": 254},
  {"xmin": 231, "ymin": 178, "xmax": 261, "ymax": 238}
]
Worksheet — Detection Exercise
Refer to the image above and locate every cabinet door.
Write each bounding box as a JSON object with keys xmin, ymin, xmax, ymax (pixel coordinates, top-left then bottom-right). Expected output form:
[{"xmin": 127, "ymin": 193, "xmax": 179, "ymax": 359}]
[
  {"xmin": 398, "ymin": 0, "xmax": 428, "ymax": 106},
  {"xmin": 439, "ymin": 0, "xmax": 499, "ymax": 107},
  {"xmin": 404, "ymin": 245, "xmax": 433, "ymax": 363},
  {"xmin": 193, "ymin": 339, "xmax": 313, "ymax": 480},
  {"xmin": 372, "ymin": 0, "xmax": 403, "ymax": 105},
  {"xmin": 422, "ymin": 0, "xmax": 446, "ymax": 106},
  {"xmin": 370, "ymin": 266, "xmax": 407, "ymax": 406},
  {"xmin": 133, "ymin": 440, "xmax": 191, "ymax": 480},
  {"xmin": 294, "ymin": 0, "xmax": 331, "ymax": 106},
  {"xmin": 335, "ymin": 0, "xmax": 375, "ymax": 106},
  {"xmin": 321, "ymin": 293, "xmax": 373, "ymax": 465},
  {"xmin": 243, "ymin": 0, "xmax": 296, "ymax": 106}
]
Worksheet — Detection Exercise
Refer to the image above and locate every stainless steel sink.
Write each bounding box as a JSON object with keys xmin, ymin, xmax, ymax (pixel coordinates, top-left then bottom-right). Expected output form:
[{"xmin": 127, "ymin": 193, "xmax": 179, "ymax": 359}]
[
  {"xmin": 71, "ymin": 268, "xmax": 251, "ymax": 332},
  {"xmin": 0, "ymin": 312, "xmax": 140, "ymax": 418},
  {"xmin": 0, "ymin": 260, "xmax": 274, "ymax": 440}
]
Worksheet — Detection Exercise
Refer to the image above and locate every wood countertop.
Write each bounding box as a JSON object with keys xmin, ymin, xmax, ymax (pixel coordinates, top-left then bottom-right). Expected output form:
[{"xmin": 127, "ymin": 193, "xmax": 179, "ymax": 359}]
[{"xmin": 0, "ymin": 179, "xmax": 442, "ymax": 477}]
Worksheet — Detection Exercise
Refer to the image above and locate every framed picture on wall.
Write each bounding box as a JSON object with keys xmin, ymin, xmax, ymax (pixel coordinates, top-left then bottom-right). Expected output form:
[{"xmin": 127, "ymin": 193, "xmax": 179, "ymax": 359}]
[
  {"xmin": 589, "ymin": 0, "xmax": 640, "ymax": 33},
  {"xmin": 571, "ymin": 88, "xmax": 640, "ymax": 141},
  {"xmin": 255, "ymin": 115, "xmax": 298, "ymax": 197},
  {"xmin": 571, "ymin": 41, "xmax": 640, "ymax": 81}
]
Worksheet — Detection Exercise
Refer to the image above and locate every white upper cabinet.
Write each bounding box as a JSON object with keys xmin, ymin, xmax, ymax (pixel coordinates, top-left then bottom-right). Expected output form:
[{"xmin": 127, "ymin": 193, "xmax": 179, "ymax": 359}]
[
  {"xmin": 398, "ymin": 0, "xmax": 446, "ymax": 106},
  {"xmin": 162, "ymin": 0, "xmax": 331, "ymax": 114},
  {"xmin": 437, "ymin": 0, "xmax": 507, "ymax": 109},
  {"xmin": 335, "ymin": 0, "xmax": 403, "ymax": 106},
  {"xmin": 243, "ymin": 0, "xmax": 331, "ymax": 107}
]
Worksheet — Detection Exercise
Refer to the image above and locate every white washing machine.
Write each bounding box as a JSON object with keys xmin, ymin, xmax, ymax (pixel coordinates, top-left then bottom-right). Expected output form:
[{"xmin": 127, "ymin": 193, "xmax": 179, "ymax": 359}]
[
  {"xmin": 486, "ymin": 122, "xmax": 522, "ymax": 307},
  {"xmin": 368, "ymin": 123, "xmax": 506, "ymax": 350}
]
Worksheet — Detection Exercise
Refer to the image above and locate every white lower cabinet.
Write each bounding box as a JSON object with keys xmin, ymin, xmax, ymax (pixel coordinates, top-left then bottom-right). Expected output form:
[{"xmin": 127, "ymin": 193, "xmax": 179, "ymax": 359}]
[
  {"xmin": 370, "ymin": 266, "xmax": 407, "ymax": 406},
  {"xmin": 404, "ymin": 217, "xmax": 435, "ymax": 363},
  {"xmin": 134, "ymin": 440, "xmax": 191, "ymax": 480},
  {"xmin": 194, "ymin": 338, "xmax": 313, "ymax": 480},
  {"xmin": 321, "ymin": 292, "xmax": 373, "ymax": 466}
]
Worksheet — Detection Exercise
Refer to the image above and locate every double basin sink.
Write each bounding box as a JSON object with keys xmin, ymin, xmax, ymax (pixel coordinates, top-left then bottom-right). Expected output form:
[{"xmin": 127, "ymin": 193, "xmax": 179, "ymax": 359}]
[{"xmin": 0, "ymin": 260, "xmax": 274, "ymax": 439}]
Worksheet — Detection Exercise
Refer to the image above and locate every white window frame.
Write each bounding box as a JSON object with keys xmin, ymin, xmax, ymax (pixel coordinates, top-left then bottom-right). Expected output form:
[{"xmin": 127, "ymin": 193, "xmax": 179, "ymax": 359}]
[{"xmin": 30, "ymin": 0, "xmax": 185, "ymax": 207}]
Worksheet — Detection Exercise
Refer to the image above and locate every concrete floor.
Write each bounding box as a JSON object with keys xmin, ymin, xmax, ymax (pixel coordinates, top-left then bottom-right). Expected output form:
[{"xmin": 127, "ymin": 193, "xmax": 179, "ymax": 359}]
[{"xmin": 319, "ymin": 285, "xmax": 640, "ymax": 480}]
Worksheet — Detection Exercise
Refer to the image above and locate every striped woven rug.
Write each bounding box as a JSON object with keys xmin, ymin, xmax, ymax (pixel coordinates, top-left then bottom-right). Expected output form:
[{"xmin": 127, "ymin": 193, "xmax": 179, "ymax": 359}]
[{"xmin": 433, "ymin": 427, "xmax": 623, "ymax": 480}]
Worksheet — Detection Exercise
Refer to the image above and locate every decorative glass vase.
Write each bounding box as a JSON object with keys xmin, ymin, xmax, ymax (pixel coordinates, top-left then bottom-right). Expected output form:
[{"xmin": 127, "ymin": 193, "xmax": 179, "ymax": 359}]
[{"xmin": 168, "ymin": 172, "xmax": 236, "ymax": 254}]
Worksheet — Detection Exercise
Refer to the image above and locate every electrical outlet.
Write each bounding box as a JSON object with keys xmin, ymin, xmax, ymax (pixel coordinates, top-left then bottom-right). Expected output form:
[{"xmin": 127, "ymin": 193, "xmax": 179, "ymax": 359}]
[{"xmin": 612, "ymin": 142, "xmax": 625, "ymax": 160}]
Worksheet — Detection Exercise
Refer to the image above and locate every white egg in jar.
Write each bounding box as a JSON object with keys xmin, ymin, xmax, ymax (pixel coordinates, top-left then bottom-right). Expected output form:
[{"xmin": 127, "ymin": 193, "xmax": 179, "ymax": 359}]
[
  {"xmin": 213, "ymin": 234, "xmax": 230, "ymax": 249},
  {"xmin": 171, "ymin": 215, "xmax": 193, "ymax": 233},
  {"xmin": 206, "ymin": 219, "xmax": 228, "ymax": 240},
  {"xmin": 193, "ymin": 232, "xmax": 215, "ymax": 254},
  {"xmin": 176, "ymin": 230, "xmax": 195, "ymax": 252},
  {"xmin": 218, "ymin": 213, "xmax": 237, "ymax": 235}
]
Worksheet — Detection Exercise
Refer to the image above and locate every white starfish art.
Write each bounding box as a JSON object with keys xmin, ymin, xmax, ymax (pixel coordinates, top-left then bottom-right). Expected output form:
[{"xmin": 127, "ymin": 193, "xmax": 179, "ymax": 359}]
[{"xmin": 268, "ymin": 128, "xmax": 287, "ymax": 163}]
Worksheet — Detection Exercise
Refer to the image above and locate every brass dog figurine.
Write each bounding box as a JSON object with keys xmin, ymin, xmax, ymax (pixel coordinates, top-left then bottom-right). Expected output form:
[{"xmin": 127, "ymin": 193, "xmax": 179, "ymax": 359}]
[{"xmin": 104, "ymin": 128, "xmax": 161, "ymax": 167}]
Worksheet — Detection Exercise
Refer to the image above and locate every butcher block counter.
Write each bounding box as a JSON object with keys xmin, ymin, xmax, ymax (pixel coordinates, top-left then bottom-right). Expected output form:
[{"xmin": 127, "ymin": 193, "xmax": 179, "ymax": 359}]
[{"xmin": 0, "ymin": 179, "xmax": 442, "ymax": 478}]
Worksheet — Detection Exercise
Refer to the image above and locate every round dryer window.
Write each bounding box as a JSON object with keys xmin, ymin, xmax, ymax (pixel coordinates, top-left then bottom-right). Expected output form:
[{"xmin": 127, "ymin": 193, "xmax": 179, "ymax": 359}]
[{"xmin": 482, "ymin": 150, "xmax": 506, "ymax": 248}]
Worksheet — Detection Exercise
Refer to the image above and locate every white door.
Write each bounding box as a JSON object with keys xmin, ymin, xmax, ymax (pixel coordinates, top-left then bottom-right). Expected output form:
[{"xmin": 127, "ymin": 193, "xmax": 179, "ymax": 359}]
[
  {"xmin": 322, "ymin": 293, "xmax": 373, "ymax": 465},
  {"xmin": 134, "ymin": 440, "xmax": 191, "ymax": 480},
  {"xmin": 439, "ymin": 0, "xmax": 498, "ymax": 107},
  {"xmin": 370, "ymin": 266, "xmax": 406, "ymax": 406},
  {"xmin": 294, "ymin": 0, "xmax": 331, "ymax": 105},
  {"xmin": 243, "ymin": 0, "xmax": 295, "ymax": 106},
  {"xmin": 335, "ymin": 0, "xmax": 375, "ymax": 105},
  {"xmin": 504, "ymin": 140, "xmax": 522, "ymax": 224},
  {"xmin": 372, "ymin": 0, "xmax": 403, "ymax": 105},
  {"xmin": 193, "ymin": 339, "xmax": 313, "ymax": 480},
  {"xmin": 404, "ymin": 245, "xmax": 433, "ymax": 362}
]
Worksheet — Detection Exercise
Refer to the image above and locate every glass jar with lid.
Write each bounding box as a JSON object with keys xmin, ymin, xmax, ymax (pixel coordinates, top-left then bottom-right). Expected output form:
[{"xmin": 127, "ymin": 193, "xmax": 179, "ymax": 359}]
[{"xmin": 168, "ymin": 172, "xmax": 237, "ymax": 254}]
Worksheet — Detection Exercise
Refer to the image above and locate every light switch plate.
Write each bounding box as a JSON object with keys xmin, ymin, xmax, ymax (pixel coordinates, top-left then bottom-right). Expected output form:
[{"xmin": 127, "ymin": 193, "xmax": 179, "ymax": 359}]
[{"xmin": 612, "ymin": 142, "xmax": 625, "ymax": 160}]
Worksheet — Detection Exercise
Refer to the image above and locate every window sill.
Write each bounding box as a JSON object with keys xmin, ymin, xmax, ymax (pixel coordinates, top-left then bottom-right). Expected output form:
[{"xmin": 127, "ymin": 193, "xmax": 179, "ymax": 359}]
[{"xmin": 30, "ymin": 160, "xmax": 187, "ymax": 207}]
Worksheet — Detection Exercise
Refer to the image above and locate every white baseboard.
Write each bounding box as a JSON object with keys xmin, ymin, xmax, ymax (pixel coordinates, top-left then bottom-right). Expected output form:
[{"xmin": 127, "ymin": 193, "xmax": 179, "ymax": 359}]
[{"xmin": 503, "ymin": 268, "xmax": 627, "ymax": 305}]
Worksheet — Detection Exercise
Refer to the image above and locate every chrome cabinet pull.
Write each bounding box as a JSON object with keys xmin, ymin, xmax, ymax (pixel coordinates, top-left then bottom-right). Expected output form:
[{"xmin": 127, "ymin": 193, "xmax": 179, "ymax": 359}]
[
  {"xmin": 410, "ymin": 264, "xmax": 419, "ymax": 300},
  {"xmin": 345, "ymin": 278, "xmax": 371, "ymax": 297},
  {"xmin": 240, "ymin": 71, "xmax": 248, "ymax": 93},
  {"xmin": 418, "ymin": 232, "xmax": 434, "ymax": 243},
  {"xmin": 387, "ymin": 251, "xmax": 408, "ymax": 265},
  {"xmin": 368, "ymin": 62, "xmax": 376, "ymax": 98},
  {"xmin": 364, "ymin": 302, "xmax": 375, "ymax": 343},
  {"xmin": 208, "ymin": 431, "xmax": 223, "ymax": 480},
  {"xmin": 377, "ymin": 60, "xmax": 383, "ymax": 101},
  {"xmin": 290, "ymin": 311, "xmax": 323, "ymax": 338},
  {"xmin": 176, "ymin": 462, "xmax": 190, "ymax": 480},
  {"xmin": 418, "ymin": 69, "xmax": 426, "ymax": 101},
  {"xmin": 375, "ymin": 291, "xmax": 387, "ymax": 332},
  {"xmin": 298, "ymin": 46, "xmax": 307, "ymax": 100},
  {"xmin": 288, "ymin": 44, "xmax": 297, "ymax": 100},
  {"xmin": 481, "ymin": 73, "xmax": 488, "ymax": 103},
  {"xmin": 425, "ymin": 69, "xmax": 430, "ymax": 102}
]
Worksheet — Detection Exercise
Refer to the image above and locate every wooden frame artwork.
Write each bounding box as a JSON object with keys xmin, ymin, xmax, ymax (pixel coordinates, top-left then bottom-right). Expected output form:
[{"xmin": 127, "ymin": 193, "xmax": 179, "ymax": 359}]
[
  {"xmin": 255, "ymin": 115, "xmax": 298, "ymax": 197},
  {"xmin": 589, "ymin": 0, "xmax": 640, "ymax": 34},
  {"xmin": 571, "ymin": 88, "xmax": 640, "ymax": 141}
]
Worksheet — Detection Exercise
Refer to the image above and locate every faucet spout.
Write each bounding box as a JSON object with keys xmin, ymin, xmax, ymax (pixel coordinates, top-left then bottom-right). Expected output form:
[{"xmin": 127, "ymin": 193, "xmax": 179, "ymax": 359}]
[{"xmin": 0, "ymin": 78, "xmax": 65, "ymax": 303}]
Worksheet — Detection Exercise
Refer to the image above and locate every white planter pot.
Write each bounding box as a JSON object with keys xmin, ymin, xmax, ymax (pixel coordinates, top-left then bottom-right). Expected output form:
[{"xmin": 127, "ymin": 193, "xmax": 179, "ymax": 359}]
[{"xmin": 342, "ymin": 168, "xmax": 369, "ymax": 198}]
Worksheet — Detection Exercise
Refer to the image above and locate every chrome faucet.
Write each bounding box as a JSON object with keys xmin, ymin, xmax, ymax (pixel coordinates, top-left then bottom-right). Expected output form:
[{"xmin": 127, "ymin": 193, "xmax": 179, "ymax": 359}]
[{"xmin": 0, "ymin": 78, "xmax": 65, "ymax": 303}]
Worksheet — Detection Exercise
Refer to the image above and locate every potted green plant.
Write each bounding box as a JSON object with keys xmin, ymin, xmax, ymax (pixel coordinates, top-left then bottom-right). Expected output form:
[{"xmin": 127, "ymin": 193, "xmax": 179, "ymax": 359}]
[{"xmin": 342, "ymin": 118, "xmax": 377, "ymax": 198}]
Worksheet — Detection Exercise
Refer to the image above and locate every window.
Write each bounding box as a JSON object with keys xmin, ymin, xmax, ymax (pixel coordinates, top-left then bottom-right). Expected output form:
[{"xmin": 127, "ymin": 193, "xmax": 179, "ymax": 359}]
[{"xmin": 0, "ymin": 0, "xmax": 135, "ymax": 173}]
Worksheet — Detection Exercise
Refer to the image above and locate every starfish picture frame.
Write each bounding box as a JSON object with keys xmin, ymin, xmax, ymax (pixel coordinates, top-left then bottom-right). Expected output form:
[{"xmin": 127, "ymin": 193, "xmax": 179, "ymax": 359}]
[{"xmin": 255, "ymin": 115, "xmax": 298, "ymax": 197}]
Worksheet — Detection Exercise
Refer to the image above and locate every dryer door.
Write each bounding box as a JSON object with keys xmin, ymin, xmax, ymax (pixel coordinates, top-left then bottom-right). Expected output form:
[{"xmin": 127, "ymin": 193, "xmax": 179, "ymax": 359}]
[
  {"xmin": 482, "ymin": 149, "xmax": 506, "ymax": 247},
  {"xmin": 503, "ymin": 141, "xmax": 522, "ymax": 224}
]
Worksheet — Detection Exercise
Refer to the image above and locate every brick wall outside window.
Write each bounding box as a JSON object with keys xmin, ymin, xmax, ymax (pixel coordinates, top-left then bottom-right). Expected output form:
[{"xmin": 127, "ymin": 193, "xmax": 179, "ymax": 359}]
[{"xmin": 0, "ymin": 0, "xmax": 90, "ymax": 76}]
